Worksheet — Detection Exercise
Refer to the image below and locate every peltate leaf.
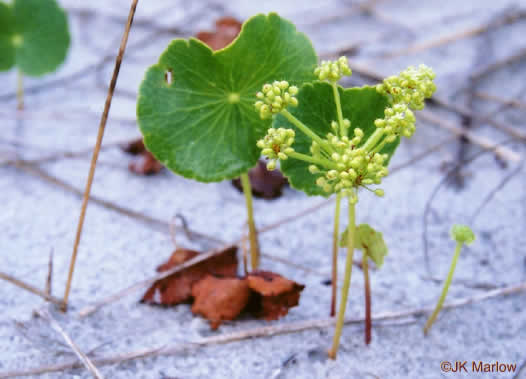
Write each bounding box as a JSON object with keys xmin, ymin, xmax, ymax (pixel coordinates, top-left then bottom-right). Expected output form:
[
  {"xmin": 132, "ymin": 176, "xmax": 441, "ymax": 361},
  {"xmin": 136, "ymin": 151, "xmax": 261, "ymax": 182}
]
[
  {"xmin": 277, "ymin": 82, "xmax": 398, "ymax": 196},
  {"xmin": 0, "ymin": 0, "xmax": 70, "ymax": 76},
  {"xmin": 340, "ymin": 223, "xmax": 388, "ymax": 268},
  {"xmin": 137, "ymin": 13, "xmax": 317, "ymax": 182},
  {"xmin": 0, "ymin": 2, "xmax": 15, "ymax": 71}
]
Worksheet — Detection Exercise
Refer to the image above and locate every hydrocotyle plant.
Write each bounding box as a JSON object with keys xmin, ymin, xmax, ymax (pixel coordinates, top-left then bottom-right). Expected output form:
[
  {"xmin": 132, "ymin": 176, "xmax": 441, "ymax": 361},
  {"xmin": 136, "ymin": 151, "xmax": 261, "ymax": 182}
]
[
  {"xmin": 0, "ymin": 0, "xmax": 70, "ymax": 109},
  {"xmin": 341, "ymin": 223, "xmax": 387, "ymax": 344},
  {"xmin": 256, "ymin": 59, "xmax": 436, "ymax": 358},
  {"xmin": 137, "ymin": 13, "xmax": 318, "ymax": 271},
  {"xmin": 423, "ymin": 224, "xmax": 475, "ymax": 335}
]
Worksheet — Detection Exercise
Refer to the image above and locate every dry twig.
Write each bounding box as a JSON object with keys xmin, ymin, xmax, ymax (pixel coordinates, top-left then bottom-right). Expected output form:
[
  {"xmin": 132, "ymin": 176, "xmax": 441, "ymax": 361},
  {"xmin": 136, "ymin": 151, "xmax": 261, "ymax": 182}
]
[
  {"xmin": 475, "ymin": 91, "xmax": 526, "ymax": 110},
  {"xmin": 3, "ymin": 281, "xmax": 525, "ymax": 378},
  {"xmin": 0, "ymin": 272, "xmax": 62, "ymax": 306},
  {"xmin": 62, "ymin": 0, "xmax": 140, "ymax": 311},
  {"xmin": 417, "ymin": 110, "xmax": 521, "ymax": 162},
  {"xmin": 382, "ymin": 11, "xmax": 526, "ymax": 58},
  {"xmin": 34, "ymin": 309, "xmax": 104, "ymax": 379}
]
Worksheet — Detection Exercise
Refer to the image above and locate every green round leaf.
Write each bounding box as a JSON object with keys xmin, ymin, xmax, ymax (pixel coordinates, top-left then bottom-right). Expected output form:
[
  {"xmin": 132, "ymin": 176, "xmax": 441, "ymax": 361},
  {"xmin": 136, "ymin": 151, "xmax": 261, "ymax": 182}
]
[
  {"xmin": 340, "ymin": 223, "xmax": 388, "ymax": 268},
  {"xmin": 277, "ymin": 82, "xmax": 398, "ymax": 196},
  {"xmin": 0, "ymin": 2, "xmax": 15, "ymax": 71},
  {"xmin": 137, "ymin": 13, "xmax": 318, "ymax": 182},
  {"xmin": 4, "ymin": 0, "xmax": 70, "ymax": 76}
]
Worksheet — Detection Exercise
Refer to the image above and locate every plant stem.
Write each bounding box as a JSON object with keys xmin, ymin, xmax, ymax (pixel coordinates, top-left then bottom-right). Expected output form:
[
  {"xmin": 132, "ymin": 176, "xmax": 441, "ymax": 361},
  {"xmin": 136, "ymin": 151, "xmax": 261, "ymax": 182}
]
[
  {"xmin": 331, "ymin": 83, "xmax": 345, "ymax": 136},
  {"xmin": 423, "ymin": 241, "xmax": 463, "ymax": 335},
  {"xmin": 361, "ymin": 128, "xmax": 384, "ymax": 152},
  {"xmin": 281, "ymin": 109, "xmax": 333, "ymax": 153},
  {"xmin": 16, "ymin": 70, "xmax": 24, "ymax": 110},
  {"xmin": 330, "ymin": 193, "xmax": 342, "ymax": 317},
  {"xmin": 240, "ymin": 172, "xmax": 260, "ymax": 270},
  {"xmin": 62, "ymin": 0, "xmax": 140, "ymax": 311},
  {"xmin": 371, "ymin": 138, "xmax": 388, "ymax": 155},
  {"xmin": 363, "ymin": 253, "xmax": 372, "ymax": 345},
  {"xmin": 328, "ymin": 191, "xmax": 356, "ymax": 359},
  {"xmin": 288, "ymin": 151, "xmax": 338, "ymax": 169}
]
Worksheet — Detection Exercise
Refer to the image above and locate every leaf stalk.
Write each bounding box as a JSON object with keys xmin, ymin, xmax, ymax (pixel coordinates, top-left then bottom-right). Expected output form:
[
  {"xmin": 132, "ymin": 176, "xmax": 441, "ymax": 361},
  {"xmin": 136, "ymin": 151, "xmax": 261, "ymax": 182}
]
[
  {"xmin": 423, "ymin": 241, "xmax": 463, "ymax": 334},
  {"xmin": 328, "ymin": 191, "xmax": 356, "ymax": 359},
  {"xmin": 240, "ymin": 172, "xmax": 260, "ymax": 270}
]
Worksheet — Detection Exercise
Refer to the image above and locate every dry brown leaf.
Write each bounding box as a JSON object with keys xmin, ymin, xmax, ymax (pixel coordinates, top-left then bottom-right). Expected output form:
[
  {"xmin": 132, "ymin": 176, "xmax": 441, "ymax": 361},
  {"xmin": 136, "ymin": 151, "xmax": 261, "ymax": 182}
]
[
  {"xmin": 122, "ymin": 138, "xmax": 164, "ymax": 175},
  {"xmin": 129, "ymin": 151, "xmax": 164, "ymax": 175},
  {"xmin": 232, "ymin": 160, "xmax": 288, "ymax": 199},
  {"xmin": 121, "ymin": 138, "xmax": 146, "ymax": 155},
  {"xmin": 247, "ymin": 271, "xmax": 305, "ymax": 321},
  {"xmin": 196, "ymin": 17, "xmax": 242, "ymax": 51},
  {"xmin": 191, "ymin": 275, "xmax": 251, "ymax": 329},
  {"xmin": 141, "ymin": 247, "xmax": 238, "ymax": 305}
]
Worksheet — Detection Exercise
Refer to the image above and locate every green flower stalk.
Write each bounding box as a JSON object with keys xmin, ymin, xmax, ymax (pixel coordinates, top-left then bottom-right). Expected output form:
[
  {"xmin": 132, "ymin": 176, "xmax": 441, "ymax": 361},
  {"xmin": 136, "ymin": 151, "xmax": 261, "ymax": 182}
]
[
  {"xmin": 255, "ymin": 58, "xmax": 436, "ymax": 358},
  {"xmin": 424, "ymin": 225, "xmax": 475, "ymax": 335}
]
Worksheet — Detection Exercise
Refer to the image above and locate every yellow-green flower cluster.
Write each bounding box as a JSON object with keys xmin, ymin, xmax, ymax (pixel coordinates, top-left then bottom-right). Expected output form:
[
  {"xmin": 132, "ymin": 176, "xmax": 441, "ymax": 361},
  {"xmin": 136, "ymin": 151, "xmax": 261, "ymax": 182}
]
[
  {"xmin": 374, "ymin": 103, "xmax": 416, "ymax": 140},
  {"xmin": 254, "ymin": 81, "xmax": 298, "ymax": 119},
  {"xmin": 374, "ymin": 65, "xmax": 436, "ymax": 140},
  {"xmin": 308, "ymin": 128, "xmax": 388, "ymax": 200},
  {"xmin": 256, "ymin": 128, "xmax": 295, "ymax": 170},
  {"xmin": 376, "ymin": 64, "xmax": 436, "ymax": 110},
  {"xmin": 314, "ymin": 56, "xmax": 352, "ymax": 82}
]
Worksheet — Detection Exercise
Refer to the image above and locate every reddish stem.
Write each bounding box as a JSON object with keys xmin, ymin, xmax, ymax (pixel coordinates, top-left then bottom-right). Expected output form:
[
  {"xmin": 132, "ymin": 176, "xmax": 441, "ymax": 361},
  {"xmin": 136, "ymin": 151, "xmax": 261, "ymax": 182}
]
[{"xmin": 363, "ymin": 253, "xmax": 372, "ymax": 345}]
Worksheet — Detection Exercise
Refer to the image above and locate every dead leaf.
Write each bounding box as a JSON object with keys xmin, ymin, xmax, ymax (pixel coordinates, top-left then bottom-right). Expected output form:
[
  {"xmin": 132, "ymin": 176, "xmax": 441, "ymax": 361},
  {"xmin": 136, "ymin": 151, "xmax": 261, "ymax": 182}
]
[
  {"xmin": 122, "ymin": 138, "xmax": 164, "ymax": 175},
  {"xmin": 232, "ymin": 160, "xmax": 288, "ymax": 199},
  {"xmin": 191, "ymin": 275, "xmax": 251, "ymax": 329},
  {"xmin": 121, "ymin": 138, "xmax": 146, "ymax": 155},
  {"xmin": 196, "ymin": 17, "xmax": 242, "ymax": 51},
  {"xmin": 129, "ymin": 151, "xmax": 164, "ymax": 175},
  {"xmin": 247, "ymin": 271, "xmax": 304, "ymax": 320},
  {"xmin": 141, "ymin": 246, "xmax": 238, "ymax": 305}
]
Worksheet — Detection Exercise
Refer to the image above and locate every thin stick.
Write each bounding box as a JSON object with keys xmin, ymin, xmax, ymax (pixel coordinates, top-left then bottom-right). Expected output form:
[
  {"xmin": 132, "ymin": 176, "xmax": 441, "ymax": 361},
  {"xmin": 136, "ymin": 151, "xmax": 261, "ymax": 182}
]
[
  {"xmin": 382, "ymin": 11, "xmax": 526, "ymax": 58},
  {"xmin": 330, "ymin": 193, "xmax": 342, "ymax": 317},
  {"xmin": 45, "ymin": 250, "xmax": 53, "ymax": 296},
  {"xmin": 5, "ymin": 281, "xmax": 525, "ymax": 378},
  {"xmin": 470, "ymin": 47, "xmax": 526, "ymax": 81},
  {"xmin": 470, "ymin": 160, "xmax": 524, "ymax": 223},
  {"xmin": 62, "ymin": 0, "xmax": 139, "ymax": 311},
  {"xmin": 417, "ymin": 110, "xmax": 521, "ymax": 162},
  {"xmin": 240, "ymin": 172, "xmax": 260, "ymax": 270},
  {"xmin": 0, "ymin": 272, "xmax": 62, "ymax": 306},
  {"xmin": 474, "ymin": 91, "xmax": 526, "ymax": 110},
  {"xmin": 344, "ymin": 61, "xmax": 526, "ymax": 143},
  {"xmin": 35, "ymin": 309, "xmax": 104, "ymax": 379},
  {"xmin": 16, "ymin": 70, "xmax": 24, "ymax": 110}
]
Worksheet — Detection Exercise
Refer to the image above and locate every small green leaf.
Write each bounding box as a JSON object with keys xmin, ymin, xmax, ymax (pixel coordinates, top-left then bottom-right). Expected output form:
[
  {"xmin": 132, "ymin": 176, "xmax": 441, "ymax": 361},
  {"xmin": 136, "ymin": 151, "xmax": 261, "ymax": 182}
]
[
  {"xmin": 340, "ymin": 223, "xmax": 388, "ymax": 267},
  {"xmin": 0, "ymin": 0, "xmax": 70, "ymax": 76},
  {"xmin": 0, "ymin": 2, "xmax": 15, "ymax": 71},
  {"xmin": 137, "ymin": 13, "xmax": 318, "ymax": 182},
  {"xmin": 277, "ymin": 82, "xmax": 398, "ymax": 196}
]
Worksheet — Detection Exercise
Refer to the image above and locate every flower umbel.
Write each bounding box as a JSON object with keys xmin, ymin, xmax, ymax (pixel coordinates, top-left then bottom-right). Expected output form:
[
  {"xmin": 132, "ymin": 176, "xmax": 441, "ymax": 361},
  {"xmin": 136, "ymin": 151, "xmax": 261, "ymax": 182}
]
[
  {"xmin": 309, "ymin": 128, "xmax": 388, "ymax": 200},
  {"xmin": 255, "ymin": 64, "xmax": 436, "ymax": 200},
  {"xmin": 257, "ymin": 128, "xmax": 295, "ymax": 170},
  {"xmin": 255, "ymin": 81, "xmax": 298, "ymax": 119},
  {"xmin": 314, "ymin": 56, "xmax": 352, "ymax": 82},
  {"xmin": 376, "ymin": 64, "xmax": 436, "ymax": 110}
]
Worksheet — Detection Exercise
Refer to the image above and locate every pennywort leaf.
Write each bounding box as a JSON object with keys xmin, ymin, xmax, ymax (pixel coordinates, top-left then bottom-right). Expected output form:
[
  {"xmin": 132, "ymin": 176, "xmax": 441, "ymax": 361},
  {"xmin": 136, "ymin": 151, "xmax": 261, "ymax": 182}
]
[
  {"xmin": 0, "ymin": 0, "xmax": 70, "ymax": 76},
  {"xmin": 340, "ymin": 223, "xmax": 388, "ymax": 267},
  {"xmin": 137, "ymin": 13, "xmax": 318, "ymax": 182}
]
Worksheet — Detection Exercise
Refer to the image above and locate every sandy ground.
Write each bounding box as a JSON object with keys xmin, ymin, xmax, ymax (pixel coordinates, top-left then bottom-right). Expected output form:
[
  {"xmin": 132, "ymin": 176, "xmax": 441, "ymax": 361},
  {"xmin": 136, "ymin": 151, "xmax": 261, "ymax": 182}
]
[{"xmin": 1, "ymin": 0, "xmax": 525, "ymax": 378}]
